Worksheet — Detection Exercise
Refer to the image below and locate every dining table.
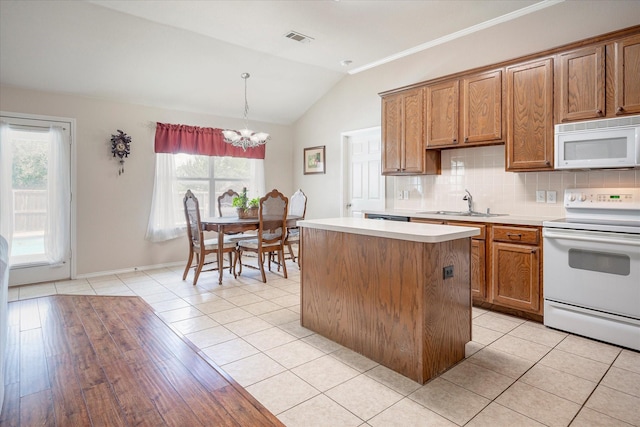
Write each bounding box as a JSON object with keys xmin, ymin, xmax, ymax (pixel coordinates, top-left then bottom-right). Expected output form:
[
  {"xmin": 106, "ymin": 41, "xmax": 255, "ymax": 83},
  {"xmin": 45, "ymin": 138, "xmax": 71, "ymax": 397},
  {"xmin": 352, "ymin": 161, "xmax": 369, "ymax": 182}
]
[{"xmin": 201, "ymin": 215, "xmax": 301, "ymax": 284}]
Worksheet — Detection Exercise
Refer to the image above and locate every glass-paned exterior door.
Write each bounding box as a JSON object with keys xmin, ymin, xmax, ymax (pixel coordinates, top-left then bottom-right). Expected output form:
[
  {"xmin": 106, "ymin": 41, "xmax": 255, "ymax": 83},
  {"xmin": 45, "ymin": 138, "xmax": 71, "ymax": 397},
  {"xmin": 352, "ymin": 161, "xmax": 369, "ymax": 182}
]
[{"xmin": 0, "ymin": 114, "xmax": 73, "ymax": 286}]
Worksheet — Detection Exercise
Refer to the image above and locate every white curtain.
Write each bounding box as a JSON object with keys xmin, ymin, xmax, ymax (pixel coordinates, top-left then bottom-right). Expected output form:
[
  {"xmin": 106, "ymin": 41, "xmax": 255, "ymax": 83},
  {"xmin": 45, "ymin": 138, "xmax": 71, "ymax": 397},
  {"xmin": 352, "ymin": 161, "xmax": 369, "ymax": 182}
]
[
  {"xmin": 0, "ymin": 122, "xmax": 13, "ymax": 250},
  {"xmin": 45, "ymin": 126, "xmax": 70, "ymax": 264},
  {"xmin": 253, "ymin": 159, "xmax": 266, "ymax": 197},
  {"xmin": 145, "ymin": 153, "xmax": 182, "ymax": 242}
]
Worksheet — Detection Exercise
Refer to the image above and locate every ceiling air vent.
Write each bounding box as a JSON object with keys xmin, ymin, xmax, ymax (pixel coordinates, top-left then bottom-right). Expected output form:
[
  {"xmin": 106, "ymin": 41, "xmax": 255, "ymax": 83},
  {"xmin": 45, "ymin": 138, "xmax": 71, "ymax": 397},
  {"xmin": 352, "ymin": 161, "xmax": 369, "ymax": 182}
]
[{"xmin": 284, "ymin": 31, "xmax": 314, "ymax": 44}]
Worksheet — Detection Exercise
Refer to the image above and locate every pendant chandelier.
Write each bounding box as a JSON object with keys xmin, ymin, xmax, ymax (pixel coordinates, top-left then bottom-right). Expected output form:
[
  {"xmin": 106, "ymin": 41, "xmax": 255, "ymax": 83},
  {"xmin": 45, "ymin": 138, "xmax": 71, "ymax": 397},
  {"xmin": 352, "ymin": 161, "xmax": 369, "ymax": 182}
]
[{"xmin": 222, "ymin": 72, "xmax": 270, "ymax": 151}]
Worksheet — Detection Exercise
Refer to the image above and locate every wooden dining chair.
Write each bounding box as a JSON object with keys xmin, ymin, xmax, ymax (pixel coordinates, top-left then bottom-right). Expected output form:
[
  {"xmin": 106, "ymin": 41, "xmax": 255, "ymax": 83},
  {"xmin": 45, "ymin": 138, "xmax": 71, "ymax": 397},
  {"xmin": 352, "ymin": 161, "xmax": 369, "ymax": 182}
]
[
  {"xmin": 235, "ymin": 189, "xmax": 288, "ymax": 283},
  {"xmin": 183, "ymin": 190, "xmax": 237, "ymax": 285},
  {"xmin": 284, "ymin": 189, "xmax": 307, "ymax": 266},
  {"xmin": 217, "ymin": 189, "xmax": 239, "ymax": 217}
]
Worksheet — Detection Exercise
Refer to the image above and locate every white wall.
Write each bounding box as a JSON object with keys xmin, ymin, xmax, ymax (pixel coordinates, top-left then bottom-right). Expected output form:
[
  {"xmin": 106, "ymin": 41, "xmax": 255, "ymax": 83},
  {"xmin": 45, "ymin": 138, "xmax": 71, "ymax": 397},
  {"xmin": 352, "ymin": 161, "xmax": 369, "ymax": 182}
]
[
  {"xmin": 292, "ymin": 1, "xmax": 640, "ymax": 220},
  {"xmin": 0, "ymin": 85, "xmax": 294, "ymax": 276}
]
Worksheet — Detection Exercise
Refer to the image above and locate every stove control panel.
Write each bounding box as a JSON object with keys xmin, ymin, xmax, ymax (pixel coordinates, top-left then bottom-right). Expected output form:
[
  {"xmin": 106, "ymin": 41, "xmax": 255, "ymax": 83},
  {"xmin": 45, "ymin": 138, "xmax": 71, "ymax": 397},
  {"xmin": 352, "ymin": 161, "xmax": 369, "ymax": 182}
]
[{"xmin": 564, "ymin": 188, "xmax": 640, "ymax": 210}]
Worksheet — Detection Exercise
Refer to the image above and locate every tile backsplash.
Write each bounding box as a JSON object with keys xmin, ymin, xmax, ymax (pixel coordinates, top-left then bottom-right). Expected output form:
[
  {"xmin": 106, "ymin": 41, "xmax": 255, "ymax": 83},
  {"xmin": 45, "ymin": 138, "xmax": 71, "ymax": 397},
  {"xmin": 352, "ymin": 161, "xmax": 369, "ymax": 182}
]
[{"xmin": 389, "ymin": 145, "xmax": 640, "ymax": 219}]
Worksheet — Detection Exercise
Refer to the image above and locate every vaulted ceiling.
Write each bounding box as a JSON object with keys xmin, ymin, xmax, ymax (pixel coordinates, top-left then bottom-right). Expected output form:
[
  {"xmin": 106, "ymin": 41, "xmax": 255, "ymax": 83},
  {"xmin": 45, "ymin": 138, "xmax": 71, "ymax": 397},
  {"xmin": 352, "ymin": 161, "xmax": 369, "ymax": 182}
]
[{"xmin": 2, "ymin": 0, "xmax": 559, "ymax": 125}]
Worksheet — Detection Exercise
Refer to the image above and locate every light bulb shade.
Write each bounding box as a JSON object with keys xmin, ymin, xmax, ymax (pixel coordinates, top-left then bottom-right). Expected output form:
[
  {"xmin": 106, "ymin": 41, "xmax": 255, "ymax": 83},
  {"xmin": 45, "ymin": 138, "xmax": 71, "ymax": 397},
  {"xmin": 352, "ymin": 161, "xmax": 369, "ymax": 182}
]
[
  {"xmin": 250, "ymin": 132, "xmax": 270, "ymax": 143},
  {"xmin": 221, "ymin": 130, "xmax": 241, "ymax": 143},
  {"xmin": 222, "ymin": 128, "xmax": 270, "ymax": 151}
]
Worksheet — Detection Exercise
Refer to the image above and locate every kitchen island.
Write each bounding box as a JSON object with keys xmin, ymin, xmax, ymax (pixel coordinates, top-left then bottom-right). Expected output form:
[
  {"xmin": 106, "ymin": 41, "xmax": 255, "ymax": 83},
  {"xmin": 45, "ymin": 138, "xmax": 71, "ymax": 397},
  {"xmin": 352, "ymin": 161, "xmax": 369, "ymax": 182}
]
[{"xmin": 297, "ymin": 217, "xmax": 479, "ymax": 384}]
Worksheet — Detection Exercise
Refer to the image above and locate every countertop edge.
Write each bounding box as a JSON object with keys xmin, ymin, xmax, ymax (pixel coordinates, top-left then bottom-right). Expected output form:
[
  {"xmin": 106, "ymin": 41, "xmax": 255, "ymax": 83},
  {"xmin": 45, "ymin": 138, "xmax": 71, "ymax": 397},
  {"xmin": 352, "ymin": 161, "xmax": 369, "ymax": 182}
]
[
  {"xmin": 298, "ymin": 217, "xmax": 479, "ymax": 243},
  {"xmin": 363, "ymin": 210, "xmax": 561, "ymax": 227}
]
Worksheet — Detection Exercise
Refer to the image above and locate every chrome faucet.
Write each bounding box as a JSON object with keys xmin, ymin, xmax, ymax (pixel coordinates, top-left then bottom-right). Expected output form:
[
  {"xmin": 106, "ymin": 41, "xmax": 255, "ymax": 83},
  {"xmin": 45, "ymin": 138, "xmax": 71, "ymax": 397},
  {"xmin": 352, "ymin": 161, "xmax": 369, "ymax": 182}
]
[{"xmin": 463, "ymin": 189, "xmax": 473, "ymax": 213}]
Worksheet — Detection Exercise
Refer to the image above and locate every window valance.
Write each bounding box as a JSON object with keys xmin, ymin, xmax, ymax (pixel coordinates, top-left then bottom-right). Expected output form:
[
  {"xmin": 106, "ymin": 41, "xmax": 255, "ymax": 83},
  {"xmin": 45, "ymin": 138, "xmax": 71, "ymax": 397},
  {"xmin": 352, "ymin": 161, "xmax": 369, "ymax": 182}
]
[{"xmin": 154, "ymin": 122, "xmax": 266, "ymax": 159}]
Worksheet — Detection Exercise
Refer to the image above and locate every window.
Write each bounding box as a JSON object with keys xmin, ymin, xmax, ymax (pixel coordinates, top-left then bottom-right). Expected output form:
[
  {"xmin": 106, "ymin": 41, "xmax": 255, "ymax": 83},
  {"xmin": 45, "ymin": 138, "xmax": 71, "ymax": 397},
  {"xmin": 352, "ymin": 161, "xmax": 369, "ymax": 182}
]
[
  {"xmin": 146, "ymin": 153, "xmax": 265, "ymax": 242},
  {"xmin": 175, "ymin": 154, "xmax": 263, "ymax": 218}
]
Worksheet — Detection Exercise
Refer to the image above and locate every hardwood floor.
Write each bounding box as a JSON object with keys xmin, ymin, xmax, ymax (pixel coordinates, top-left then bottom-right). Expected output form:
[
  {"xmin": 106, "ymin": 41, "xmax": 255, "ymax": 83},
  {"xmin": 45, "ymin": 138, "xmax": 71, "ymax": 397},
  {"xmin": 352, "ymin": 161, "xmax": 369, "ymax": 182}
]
[{"xmin": 0, "ymin": 294, "xmax": 284, "ymax": 426}]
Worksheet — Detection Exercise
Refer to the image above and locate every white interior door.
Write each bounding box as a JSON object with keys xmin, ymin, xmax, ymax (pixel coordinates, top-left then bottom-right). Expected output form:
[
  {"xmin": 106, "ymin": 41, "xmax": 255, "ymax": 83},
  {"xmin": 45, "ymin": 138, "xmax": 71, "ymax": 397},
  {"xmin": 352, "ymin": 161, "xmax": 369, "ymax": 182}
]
[
  {"xmin": 1, "ymin": 113, "xmax": 74, "ymax": 286},
  {"xmin": 342, "ymin": 127, "xmax": 385, "ymax": 217}
]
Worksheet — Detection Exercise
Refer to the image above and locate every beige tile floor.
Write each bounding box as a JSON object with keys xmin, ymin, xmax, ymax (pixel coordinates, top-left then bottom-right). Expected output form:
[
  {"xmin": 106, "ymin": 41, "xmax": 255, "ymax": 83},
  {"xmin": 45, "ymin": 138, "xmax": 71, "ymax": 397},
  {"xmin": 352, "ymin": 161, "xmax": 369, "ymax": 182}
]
[{"xmin": 9, "ymin": 258, "xmax": 640, "ymax": 427}]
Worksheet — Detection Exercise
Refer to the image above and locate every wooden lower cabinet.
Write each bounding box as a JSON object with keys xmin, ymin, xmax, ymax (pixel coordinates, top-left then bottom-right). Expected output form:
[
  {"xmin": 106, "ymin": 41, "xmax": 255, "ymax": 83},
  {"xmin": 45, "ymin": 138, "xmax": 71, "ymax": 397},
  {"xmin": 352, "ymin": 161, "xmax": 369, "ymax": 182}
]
[
  {"xmin": 411, "ymin": 218, "xmax": 543, "ymax": 319},
  {"xmin": 471, "ymin": 239, "xmax": 487, "ymax": 300},
  {"xmin": 413, "ymin": 219, "xmax": 488, "ymax": 303},
  {"xmin": 489, "ymin": 225, "xmax": 543, "ymax": 317}
]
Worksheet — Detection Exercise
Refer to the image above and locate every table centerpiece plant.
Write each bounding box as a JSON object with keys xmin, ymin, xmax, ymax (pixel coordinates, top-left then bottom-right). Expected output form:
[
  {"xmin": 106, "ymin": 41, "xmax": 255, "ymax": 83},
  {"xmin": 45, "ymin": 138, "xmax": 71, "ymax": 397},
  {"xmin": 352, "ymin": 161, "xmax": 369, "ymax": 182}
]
[{"xmin": 232, "ymin": 188, "xmax": 260, "ymax": 218}]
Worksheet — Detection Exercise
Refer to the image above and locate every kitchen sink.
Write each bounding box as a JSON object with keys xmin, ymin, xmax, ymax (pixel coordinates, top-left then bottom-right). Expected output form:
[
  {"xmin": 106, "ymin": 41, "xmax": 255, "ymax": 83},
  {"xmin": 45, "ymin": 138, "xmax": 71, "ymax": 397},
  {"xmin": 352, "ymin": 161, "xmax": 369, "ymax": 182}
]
[{"xmin": 417, "ymin": 210, "xmax": 508, "ymax": 218}]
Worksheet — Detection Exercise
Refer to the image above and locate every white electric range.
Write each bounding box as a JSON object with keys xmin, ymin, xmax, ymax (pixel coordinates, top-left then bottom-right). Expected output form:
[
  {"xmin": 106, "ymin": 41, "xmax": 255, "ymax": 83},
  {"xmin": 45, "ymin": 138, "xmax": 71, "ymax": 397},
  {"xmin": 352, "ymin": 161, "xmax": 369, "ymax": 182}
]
[{"xmin": 542, "ymin": 187, "xmax": 640, "ymax": 351}]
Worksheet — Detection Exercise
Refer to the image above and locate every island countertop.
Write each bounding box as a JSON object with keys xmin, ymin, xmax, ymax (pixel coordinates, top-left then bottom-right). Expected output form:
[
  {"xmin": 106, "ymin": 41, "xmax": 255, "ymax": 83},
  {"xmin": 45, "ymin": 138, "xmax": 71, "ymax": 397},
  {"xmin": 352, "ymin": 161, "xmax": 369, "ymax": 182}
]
[{"xmin": 297, "ymin": 217, "xmax": 480, "ymax": 243}]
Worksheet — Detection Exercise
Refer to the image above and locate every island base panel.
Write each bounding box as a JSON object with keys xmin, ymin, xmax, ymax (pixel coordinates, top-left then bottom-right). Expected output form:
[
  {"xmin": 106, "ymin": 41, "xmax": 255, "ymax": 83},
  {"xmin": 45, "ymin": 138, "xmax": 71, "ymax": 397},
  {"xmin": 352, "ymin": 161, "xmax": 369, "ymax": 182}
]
[{"xmin": 300, "ymin": 227, "xmax": 471, "ymax": 384}]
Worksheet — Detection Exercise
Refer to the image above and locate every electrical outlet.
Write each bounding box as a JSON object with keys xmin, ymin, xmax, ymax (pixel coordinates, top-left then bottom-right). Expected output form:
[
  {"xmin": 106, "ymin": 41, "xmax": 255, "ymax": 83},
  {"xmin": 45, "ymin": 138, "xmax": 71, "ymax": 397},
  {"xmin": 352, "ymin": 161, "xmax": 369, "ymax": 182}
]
[
  {"xmin": 547, "ymin": 191, "xmax": 557, "ymax": 204},
  {"xmin": 398, "ymin": 191, "xmax": 403, "ymax": 200},
  {"xmin": 403, "ymin": 190, "xmax": 409, "ymax": 199},
  {"xmin": 443, "ymin": 265, "xmax": 454, "ymax": 279},
  {"xmin": 536, "ymin": 190, "xmax": 546, "ymax": 203}
]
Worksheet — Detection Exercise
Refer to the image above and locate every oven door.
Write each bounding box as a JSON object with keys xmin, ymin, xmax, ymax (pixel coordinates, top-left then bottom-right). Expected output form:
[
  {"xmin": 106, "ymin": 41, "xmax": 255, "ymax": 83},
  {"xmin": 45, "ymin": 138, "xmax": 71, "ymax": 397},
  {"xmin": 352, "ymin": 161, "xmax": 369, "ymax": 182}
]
[{"xmin": 543, "ymin": 227, "xmax": 640, "ymax": 319}]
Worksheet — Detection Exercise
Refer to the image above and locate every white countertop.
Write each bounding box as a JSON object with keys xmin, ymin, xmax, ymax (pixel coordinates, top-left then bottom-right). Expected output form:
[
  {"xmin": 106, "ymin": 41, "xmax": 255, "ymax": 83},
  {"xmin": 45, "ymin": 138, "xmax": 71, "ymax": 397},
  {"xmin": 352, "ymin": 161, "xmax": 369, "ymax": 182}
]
[
  {"xmin": 297, "ymin": 217, "xmax": 480, "ymax": 243},
  {"xmin": 364, "ymin": 210, "xmax": 561, "ymax": 227}
]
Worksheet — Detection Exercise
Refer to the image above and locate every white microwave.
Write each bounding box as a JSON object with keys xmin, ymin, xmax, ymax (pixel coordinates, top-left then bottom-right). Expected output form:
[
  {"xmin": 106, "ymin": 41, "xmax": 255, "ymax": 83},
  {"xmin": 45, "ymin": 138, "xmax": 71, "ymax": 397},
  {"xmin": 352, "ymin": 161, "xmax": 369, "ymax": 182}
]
[{"xmin": 554, "ymin": 115, "xmax": 640, "ymax": 170}]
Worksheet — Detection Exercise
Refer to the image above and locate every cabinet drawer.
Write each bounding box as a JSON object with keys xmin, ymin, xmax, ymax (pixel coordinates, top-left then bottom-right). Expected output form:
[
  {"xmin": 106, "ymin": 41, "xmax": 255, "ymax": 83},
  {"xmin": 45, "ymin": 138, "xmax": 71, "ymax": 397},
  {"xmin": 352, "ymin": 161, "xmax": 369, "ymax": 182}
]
[
  {"xmin": 448, "ymin": 221, "xmax": 486, "ymax": 240},
  {"xmin": 492, "ymin": 226, "xmax": 539, "ymax": 245}
]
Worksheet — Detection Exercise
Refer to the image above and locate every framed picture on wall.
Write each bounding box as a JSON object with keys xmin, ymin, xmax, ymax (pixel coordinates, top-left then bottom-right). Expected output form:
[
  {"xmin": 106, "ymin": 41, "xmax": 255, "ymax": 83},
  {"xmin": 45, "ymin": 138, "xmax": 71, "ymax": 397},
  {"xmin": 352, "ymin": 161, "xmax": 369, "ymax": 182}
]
[{"xmin": 303, "ymin": 145, "xmax": 326, "ymax": 175}]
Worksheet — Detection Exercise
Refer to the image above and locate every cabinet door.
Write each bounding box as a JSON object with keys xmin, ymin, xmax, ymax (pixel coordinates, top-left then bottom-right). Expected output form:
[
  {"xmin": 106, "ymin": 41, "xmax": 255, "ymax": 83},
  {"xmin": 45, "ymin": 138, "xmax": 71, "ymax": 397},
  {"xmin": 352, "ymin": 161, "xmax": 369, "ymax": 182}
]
[
  {"xmin": 382, "ymin": 94, "xmax": 403, "ymax": 174},
  {"xmin": 426, "ymin": 80, "xmax": 459, "ymax": 147},
  {"xmin": 615, "ymin": 34, "xmax": 640, "ymax": 116},
  {"xmin": 558, "ymin": 45, "xmax": 605, "ymax": 122},
  {"xmin": 461, "ymin": 70, "xmax": 503, "ymax": 144},
  {"xmin": 491, "ymin": 242, "xmax": 541, "ymax": 313},
  {"xmin": 506, "ymin": 58, "xmax": 554, "ymax": 171},
  {"xmin": 471, "ymin": 239, "xmax": 486, "ymax": 300},
  {"xmin": 402, "ymin": 88, "xmax": 425, "ymax": 173}
]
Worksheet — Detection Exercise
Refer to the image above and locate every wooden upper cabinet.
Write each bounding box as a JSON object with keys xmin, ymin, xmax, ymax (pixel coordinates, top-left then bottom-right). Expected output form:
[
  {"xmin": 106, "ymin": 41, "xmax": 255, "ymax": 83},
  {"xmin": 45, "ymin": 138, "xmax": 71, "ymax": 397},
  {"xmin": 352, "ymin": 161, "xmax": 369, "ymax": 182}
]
[
  {"xmin": 558, "ymin": 34, "xmax": 640, "ymax": 122},
  {"xmin": 614, "ymin": 34, "xmax": 640, "ymax": 116},
  {"xmin": 403, "ymin": 88, "xmax": 426, "ymax": 173},
  {"xmin": 425, "ymin": 80, "xmax": 459, "ymax": 147},
  {"xmin": 506, "ymin": 58, "xmax": 554, "ymax": 171},
  {"xmin": 382, "ymin": 87, "xmax": 441, "ymax": 175},
  {"xmin": 382, "ymin": 94, "xmax": 402, "ymax": 173},
  {"xmin": 461, "ymin": 70, "xmax": 503, "ymax": 144},
  {"xmin": 558, "ymin": 45, "xmax": 605, "ymax": 122},
  {"xmin": 426, "ymin": 70, "xmax": 503, "ymax": 148}
]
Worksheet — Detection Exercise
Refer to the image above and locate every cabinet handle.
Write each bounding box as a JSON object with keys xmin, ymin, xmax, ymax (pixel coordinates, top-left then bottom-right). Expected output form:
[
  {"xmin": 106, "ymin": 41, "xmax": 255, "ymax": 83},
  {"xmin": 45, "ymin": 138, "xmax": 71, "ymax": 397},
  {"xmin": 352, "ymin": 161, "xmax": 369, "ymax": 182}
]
[
  {"xmin": 617, "ymin": 106, "xmax": 624, "ymax": 113},
  {"xmin": 506, "ymin": 233, "xmax": 522, "ymax": 240},
  {"xmin": 596, "ymin": 109, "xmax": 603, "ymax": 116},
  {"xmin": 452, "ymin": 138, "xmax": 458, "ymax": 144},
  {"xmin": 464, "ymin": 137, "xmax": 469, "ymax": 143},
  {"xmin": 545, "ymin": 161, "xmax": 551, "ymax": 166}
]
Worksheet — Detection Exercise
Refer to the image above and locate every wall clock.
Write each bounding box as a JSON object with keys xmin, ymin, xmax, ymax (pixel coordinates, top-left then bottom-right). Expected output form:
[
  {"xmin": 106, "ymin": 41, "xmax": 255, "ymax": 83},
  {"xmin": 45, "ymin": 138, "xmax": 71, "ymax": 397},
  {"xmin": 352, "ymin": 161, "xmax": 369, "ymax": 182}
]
[{"xmin": 110, "ymin": 129, "xmax": 131, "ymax": 175}]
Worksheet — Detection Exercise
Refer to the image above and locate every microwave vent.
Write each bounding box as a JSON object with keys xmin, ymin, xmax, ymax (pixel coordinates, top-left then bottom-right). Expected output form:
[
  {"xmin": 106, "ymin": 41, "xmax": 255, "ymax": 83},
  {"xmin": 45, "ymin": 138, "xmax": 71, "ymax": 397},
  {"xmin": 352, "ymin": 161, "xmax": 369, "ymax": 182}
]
[{"xmin": 556, "ymin": 115, "xmax": 640, "ymax": 133}]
